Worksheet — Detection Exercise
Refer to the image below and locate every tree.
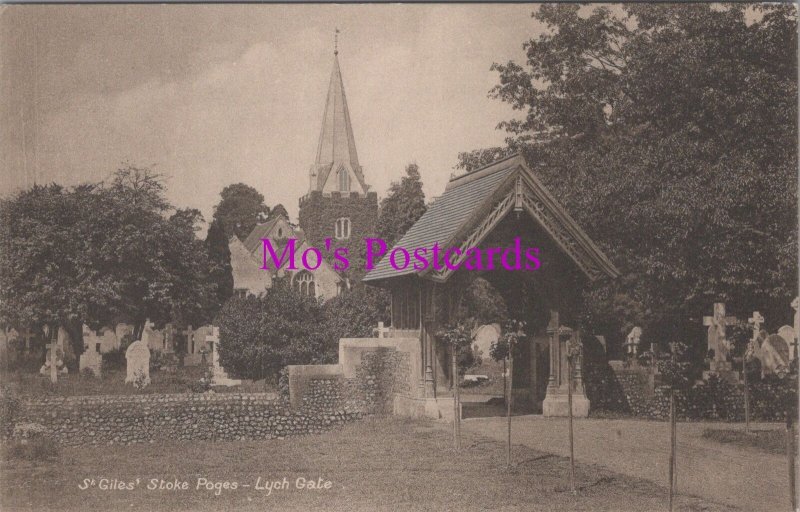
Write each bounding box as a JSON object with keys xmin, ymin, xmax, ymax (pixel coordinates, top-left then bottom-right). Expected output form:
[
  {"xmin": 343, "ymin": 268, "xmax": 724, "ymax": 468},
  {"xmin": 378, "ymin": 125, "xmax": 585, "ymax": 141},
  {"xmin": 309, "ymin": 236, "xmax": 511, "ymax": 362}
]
[
  {"xmin": 204, "ymin": 219, "xmax": 234, "ymax": 315},
  {"xmin": 269, "ymin": 203, "xmax": 289, "ymax": 221},
  {"xmin": 216, "ymin": 279, "xmax": 332, "ymax": 380},
  {"xmin": 376, "ymin": 163, "xmax": 427, "ymax": 246},
  {"xmin": 461, "ymin": 4, "xmax": 797, "ymax": 346},
  {"xmin": 212, "ymin": 183, "xmax": 269, "ymax": 241},
  {"xmin": 323, "ymin": 285, "xmax": 390, "ymax": 345},
  {"xmin": 0, "ymin": 166, "xmax": 218, "ymax": 362}
]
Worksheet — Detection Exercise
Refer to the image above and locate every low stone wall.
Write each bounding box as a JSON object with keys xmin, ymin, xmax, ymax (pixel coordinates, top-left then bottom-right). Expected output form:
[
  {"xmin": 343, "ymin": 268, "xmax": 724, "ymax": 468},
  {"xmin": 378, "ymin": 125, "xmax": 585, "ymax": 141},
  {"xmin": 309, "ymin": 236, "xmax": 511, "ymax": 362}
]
[
  {"xmin": 585, "ymin": 362, "xmax": 793, "ymax": 421},
  {"xmin": 289, "ymin": 338, "xmax": 420, "ymax": 417},
  {"xmin": 13, "ymin": 391, "xmax": 365, "ymax": 446}
]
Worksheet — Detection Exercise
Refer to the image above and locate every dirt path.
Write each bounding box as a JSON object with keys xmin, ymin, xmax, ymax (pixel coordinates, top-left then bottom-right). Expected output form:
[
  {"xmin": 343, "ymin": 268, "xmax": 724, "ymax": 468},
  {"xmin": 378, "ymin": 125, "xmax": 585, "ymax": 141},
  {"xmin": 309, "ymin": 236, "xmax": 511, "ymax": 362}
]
[{"xmin": 462, "ymin": 416, "xmax": 791, "ymax": 512}]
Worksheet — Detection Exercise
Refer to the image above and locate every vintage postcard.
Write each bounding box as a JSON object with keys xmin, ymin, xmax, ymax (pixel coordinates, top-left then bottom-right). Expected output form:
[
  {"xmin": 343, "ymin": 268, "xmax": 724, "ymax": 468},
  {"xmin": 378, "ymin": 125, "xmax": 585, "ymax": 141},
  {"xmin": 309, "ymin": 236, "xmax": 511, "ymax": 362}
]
[{"xmin": 0, "ymin": 3, "xmax": 797, "ymax": 511}]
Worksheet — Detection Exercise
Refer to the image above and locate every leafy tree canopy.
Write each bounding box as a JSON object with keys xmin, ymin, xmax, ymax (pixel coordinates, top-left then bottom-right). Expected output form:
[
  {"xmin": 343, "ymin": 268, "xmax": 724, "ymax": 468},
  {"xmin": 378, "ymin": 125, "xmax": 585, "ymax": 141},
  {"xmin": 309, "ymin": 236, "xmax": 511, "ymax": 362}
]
[
  {"xmin": 204, "ymin": 219, "xmax": 234, "ymax": 315},
  {"xmin": 0, "ymin": 166, "xmax": 217, "ymax": 358},
  {"xmin": 459, "ymin": 4, "xmax": 797, "ymax": 346},
  {"xmin": 376, "ymin": 163, "xmax": 427, "ymax": 246},
  {"xmin": 216, "ymin": 278, "xmax": 332, "ymax": 380},
  {"xmin": 211, "ymin": 183, "xmax": 269, "ymax": 241}
]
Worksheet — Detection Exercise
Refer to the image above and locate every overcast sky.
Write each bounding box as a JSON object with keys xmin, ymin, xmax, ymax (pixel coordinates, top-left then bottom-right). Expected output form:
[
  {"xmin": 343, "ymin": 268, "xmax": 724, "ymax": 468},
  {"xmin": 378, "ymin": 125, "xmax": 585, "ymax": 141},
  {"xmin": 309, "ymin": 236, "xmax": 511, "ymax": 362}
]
[{"xmin": 1, "ymin": 4, "xmax": 549, "ymax": 224}]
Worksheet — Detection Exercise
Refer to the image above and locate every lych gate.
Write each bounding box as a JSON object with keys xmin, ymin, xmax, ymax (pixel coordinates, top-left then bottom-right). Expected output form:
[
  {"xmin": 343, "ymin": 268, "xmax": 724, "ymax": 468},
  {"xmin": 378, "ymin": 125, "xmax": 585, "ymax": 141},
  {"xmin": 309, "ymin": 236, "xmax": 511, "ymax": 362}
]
[{"xmin": 362, "ymin": 155, "xmax": 619, "ymax": 417}]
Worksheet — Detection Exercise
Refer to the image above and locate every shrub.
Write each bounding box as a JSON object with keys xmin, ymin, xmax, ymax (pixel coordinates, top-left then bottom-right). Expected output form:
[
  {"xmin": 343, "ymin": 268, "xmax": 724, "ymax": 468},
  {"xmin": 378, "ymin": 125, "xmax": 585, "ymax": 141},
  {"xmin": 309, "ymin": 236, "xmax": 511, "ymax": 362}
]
[
  {"xmin": 102, "ymin": 348, "xmax": 126, "ymax": 371},
  {"xmin": 216, "ymin": 279, "xmax": 331, "ymax": 381},
  {"xmin": 149, "ymin": 349, "xmax": 163, "ymax": 373},
  {"xmin": 80, "ymin": 367, "xmax": 98, "ymax": 379},
  {"xmin": 0, "ymin": 386, "xmax": 21, "ymax": 437}
]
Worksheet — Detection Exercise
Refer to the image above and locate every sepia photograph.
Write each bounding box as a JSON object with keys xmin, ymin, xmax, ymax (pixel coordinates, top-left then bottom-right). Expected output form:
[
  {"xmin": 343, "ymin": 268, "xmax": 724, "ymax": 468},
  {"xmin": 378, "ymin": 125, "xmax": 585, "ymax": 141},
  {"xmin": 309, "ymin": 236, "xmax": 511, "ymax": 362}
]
[{"xmin": 0, "ymin": 3, "xmax": 797, "ymax": 511}]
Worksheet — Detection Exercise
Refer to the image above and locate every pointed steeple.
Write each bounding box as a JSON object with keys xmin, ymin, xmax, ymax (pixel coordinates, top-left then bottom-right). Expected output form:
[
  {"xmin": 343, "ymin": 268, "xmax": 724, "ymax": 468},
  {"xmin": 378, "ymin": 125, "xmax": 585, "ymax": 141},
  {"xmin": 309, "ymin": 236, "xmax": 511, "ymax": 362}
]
[
  {"xmin": 309, "ymin": 39, "xmax": 368, "ymax": 194},
  {"xmin": 315, "ymin": 54, "xmax": 360, "ymax": 170}
]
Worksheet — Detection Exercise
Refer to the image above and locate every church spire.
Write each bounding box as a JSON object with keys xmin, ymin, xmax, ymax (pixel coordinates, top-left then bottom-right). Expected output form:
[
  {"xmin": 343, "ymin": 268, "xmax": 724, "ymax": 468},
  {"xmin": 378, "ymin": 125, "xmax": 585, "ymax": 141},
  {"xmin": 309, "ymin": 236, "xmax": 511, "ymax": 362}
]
[{"xmin": 309, "ymin": 33, "xmax": 368, "ymax": 194}]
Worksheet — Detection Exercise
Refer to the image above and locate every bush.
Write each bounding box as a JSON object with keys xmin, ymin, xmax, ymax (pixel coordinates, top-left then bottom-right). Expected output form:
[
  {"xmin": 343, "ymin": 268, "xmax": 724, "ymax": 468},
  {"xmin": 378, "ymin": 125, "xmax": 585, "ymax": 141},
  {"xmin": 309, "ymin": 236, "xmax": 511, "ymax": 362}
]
[
  {"xmin": 102, "ymin": 348, "xmax": 126, "ymax": 371},
  {"xmin": 216, "ymin": 279, "xmax": 331, "ymax": 381},
  {"xmin": 0, "ymin": 385, "xmax": 21, "ymax": 437},
  {"xmin": 323, "ymin": 284, "xmax": 390, "ymax": 344},
  {"xmin": 80, "ymin": 367, "xmax": 98, "ymax": 379}
]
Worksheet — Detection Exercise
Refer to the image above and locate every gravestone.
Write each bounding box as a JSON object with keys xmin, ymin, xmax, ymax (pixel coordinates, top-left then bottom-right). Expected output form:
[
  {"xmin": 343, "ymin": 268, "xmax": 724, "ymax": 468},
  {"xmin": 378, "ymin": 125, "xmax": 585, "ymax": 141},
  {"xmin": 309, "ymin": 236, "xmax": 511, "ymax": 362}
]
[
  {"xmin": 759, "ymin": 334, "xmax": 790, "ymax": 378},
  {"xmin": 373, "ymin": 322, "xmax": 390, "ymax": 339},
  {"xmin": 624, "ymin": 327, "xmax": 642, "ymax": 358},
  {"xmin": 702, "ymin": 303, "xmax": 739, "ymax": 383},
  {"xmin": 778, "ymin": 326, "xmax": 796, "ymax": 359},
  {"xmin": 206, "ymin": 327, "xmax": 240, "ymax": 386},
  {"xmin": 79, "ymin": 342, "xmax": 103, "ymax": 377},
  {"xmin": 472, "ymin": 323, "xmax": 501, "ymax": 357},
  {"xmin": 141, "ymin": 320, "xmax": 164, "ymax": 352},
  {"xmin": 40, "ymin": 342, "xmax": 66, "ymax": 383},
  {"xmin": 125, "ymin": 339, "xmax": 150, "ymax": 387}
]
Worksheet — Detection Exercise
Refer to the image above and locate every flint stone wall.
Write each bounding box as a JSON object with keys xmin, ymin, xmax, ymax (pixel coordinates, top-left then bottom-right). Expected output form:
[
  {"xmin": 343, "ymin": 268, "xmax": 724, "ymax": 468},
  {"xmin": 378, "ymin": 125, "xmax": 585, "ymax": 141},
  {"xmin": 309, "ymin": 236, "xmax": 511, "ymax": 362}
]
[
  {"xmin": 585, "ymin": 362, "xmax": 792, "ymax": 421},
  {"xmin": 13, "ymin": 389, "xmax": 366, "ymax": 446}
]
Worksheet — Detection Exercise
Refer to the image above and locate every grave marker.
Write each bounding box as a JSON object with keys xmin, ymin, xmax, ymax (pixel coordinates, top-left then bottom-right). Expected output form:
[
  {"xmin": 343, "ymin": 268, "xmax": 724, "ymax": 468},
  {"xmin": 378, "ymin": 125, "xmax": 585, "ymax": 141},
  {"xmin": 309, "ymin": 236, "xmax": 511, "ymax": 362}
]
[
  {"xmin": 373, "ymin": 322, "xmax": 390, "ymax": 339},
  {"xmin": 45, "ymin": 342, "xmax": 58, "ymax": 384},
  {"xmin": 125, "ymin": 340, "xmax": 150, "ymax": 387},
  {"xmin": 206, "ymin": 327, "xmax": 240, "ymax": 386}
]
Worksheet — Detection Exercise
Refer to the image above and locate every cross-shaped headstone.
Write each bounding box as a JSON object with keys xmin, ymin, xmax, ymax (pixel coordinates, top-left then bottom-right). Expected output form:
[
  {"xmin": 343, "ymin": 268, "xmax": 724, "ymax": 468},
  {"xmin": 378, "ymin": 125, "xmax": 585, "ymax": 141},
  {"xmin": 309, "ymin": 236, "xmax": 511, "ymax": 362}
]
[
  {"xmin": 45, "ymin": 342, "xmax": 58, "ymax": 384},
  {"xmin": 748, "ymin": 312, "xmax": 764, "ymax": 341},
  {"xmin": 373, "ymin": 322, "xmax": 390, "ymax": 339},
  {"xmin": 702, "ymin": 303, "xmax": 737, "ymax": 363}
]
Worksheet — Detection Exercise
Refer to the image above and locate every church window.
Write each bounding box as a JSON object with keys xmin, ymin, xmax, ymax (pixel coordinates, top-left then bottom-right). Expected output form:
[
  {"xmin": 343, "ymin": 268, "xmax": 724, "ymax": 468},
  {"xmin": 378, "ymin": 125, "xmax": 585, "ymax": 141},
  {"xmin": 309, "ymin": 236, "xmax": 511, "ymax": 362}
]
[
  {"xmin": 294, "ymin": 271, "xmax": 315, "ymax": 297},
  {"xmin": 335, "ymin": 218, "xmax": 351, "ymax": 239},
  {"xmin": 338, "ymin": 168, "xmax": 350, "ymax": 192},
  {"xmin": 234, "ymin": 288, "xmax": 247, "ymax": 299},
  {"xmin": 278, "ymin": 228, "xmax": 283, "ymax": 237}
]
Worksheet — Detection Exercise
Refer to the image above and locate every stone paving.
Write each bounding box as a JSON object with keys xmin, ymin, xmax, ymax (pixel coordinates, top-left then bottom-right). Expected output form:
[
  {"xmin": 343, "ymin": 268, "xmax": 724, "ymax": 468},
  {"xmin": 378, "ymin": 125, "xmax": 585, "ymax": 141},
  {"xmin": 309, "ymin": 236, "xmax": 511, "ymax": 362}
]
[{"xmin": 462, "ymin": 416, "xmax": 792, "ymax": 512}]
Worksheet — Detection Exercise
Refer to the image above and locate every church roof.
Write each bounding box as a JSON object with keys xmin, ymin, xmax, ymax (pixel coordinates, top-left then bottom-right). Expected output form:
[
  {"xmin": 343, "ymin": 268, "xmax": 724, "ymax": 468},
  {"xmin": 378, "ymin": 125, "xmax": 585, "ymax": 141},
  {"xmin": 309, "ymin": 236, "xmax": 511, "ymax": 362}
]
[
  {"xmin": 311, "ymin": 55, "xmax": 368, "ymax": 192},
  {"xmin": 363, "ymin": 154, "xmax": 620, "ymax": 283},
  {"xmin": 242, "ymin": 216, "xmax": 303, "ymax": 254}
]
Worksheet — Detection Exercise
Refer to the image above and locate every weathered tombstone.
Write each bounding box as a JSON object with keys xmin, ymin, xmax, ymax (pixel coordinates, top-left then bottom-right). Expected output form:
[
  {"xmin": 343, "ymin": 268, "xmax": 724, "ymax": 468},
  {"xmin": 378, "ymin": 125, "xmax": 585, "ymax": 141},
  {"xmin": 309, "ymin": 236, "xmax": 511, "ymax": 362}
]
[
  {"xmin": 472, "ymin": 323, "xmax": 501, "ymax": 357},
  {"xmin": 41, "ymin": 342, "xmax": 60, "ymax": 383},
  {"xmin": 125, "ymin": 339, "xmax": 150, "ymax": 387},
  {"xmin": 141, "ymin": 320, "xmax": 164, "ymax": 352},
  {"xmin": 373, "ymin": 322, "xmax": 390, "ymax": 339},
  {"xmin": 759, "ymin": 334, "xmax": 791, "ymax": 377},
  {"xmin": 206, "ymin": 327, "xmax": 241, "ymax": 386},
  {"xmin": 778, "ymin": 326, "xmax": 796, "ymax": 359},
  {"xmin": 624, "ymin": 327, "xmax": 642, "ymax": 358},
  {"xmin": 702, "ymin": 303, "xmax": 739, "ymax": 383},
  {"xmin": 79, "ymin": 342, "xmax": 103, "ymax": 377}
]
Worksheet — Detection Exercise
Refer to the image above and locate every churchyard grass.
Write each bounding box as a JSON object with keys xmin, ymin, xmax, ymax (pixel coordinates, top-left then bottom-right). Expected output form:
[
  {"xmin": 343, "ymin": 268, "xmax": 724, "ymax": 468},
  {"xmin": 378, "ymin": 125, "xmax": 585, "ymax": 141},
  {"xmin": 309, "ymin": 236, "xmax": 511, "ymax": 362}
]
[
  {"xmin": 702, "ymin": 427, "xmax": 792, "ymax": 455},
  {"xmin": 0, "ymin": 367, "xmax": 273, "ymax": 398},
  {"xmin": 0, "ymin": 416, "xmax": 730, "ymax": 512}
]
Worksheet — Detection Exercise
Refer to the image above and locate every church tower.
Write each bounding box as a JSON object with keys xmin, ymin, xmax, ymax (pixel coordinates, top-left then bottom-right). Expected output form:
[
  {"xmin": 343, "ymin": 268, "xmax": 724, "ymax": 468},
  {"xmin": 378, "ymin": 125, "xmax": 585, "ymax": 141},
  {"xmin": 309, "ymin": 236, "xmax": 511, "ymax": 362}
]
[{"xmin": 298, "ymin": 42, "xmax": 378, "ymax": 278}]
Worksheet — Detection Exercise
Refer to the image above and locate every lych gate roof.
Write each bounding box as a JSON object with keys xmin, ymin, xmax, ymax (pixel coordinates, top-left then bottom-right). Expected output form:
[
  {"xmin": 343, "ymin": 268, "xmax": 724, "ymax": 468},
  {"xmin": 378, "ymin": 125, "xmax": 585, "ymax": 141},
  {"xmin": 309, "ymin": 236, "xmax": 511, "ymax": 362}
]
[{"xmin": 363, "ymin": 154, "xmax": 619, "ymax": 283}]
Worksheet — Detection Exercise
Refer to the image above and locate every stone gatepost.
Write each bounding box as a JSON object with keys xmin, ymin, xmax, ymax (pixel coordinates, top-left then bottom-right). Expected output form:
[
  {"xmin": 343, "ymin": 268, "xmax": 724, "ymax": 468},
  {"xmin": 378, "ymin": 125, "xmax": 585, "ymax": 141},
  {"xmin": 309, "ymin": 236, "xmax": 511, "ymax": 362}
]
[{"xmin": 542, "ymin": 311, "xmax": 590, "ymax": 417}]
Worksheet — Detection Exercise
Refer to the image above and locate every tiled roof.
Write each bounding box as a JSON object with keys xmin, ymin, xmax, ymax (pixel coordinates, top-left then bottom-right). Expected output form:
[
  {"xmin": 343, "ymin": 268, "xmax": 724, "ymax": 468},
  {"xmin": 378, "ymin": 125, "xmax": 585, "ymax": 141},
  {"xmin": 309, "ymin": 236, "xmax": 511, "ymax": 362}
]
[
  {"xmin": 363, "ymin": 157, "xmax": 517, "ymax": 282},
  {"xmin": 242, "ymin": 218, "xmax": 281, "ymax": 254},
  {"xmin": 241, "ymin": 217, "xmax": 304, "ymax": 255},
  {"xmin": 363, "ymin": 154, "xmax": 619, "ymax": 283}
]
